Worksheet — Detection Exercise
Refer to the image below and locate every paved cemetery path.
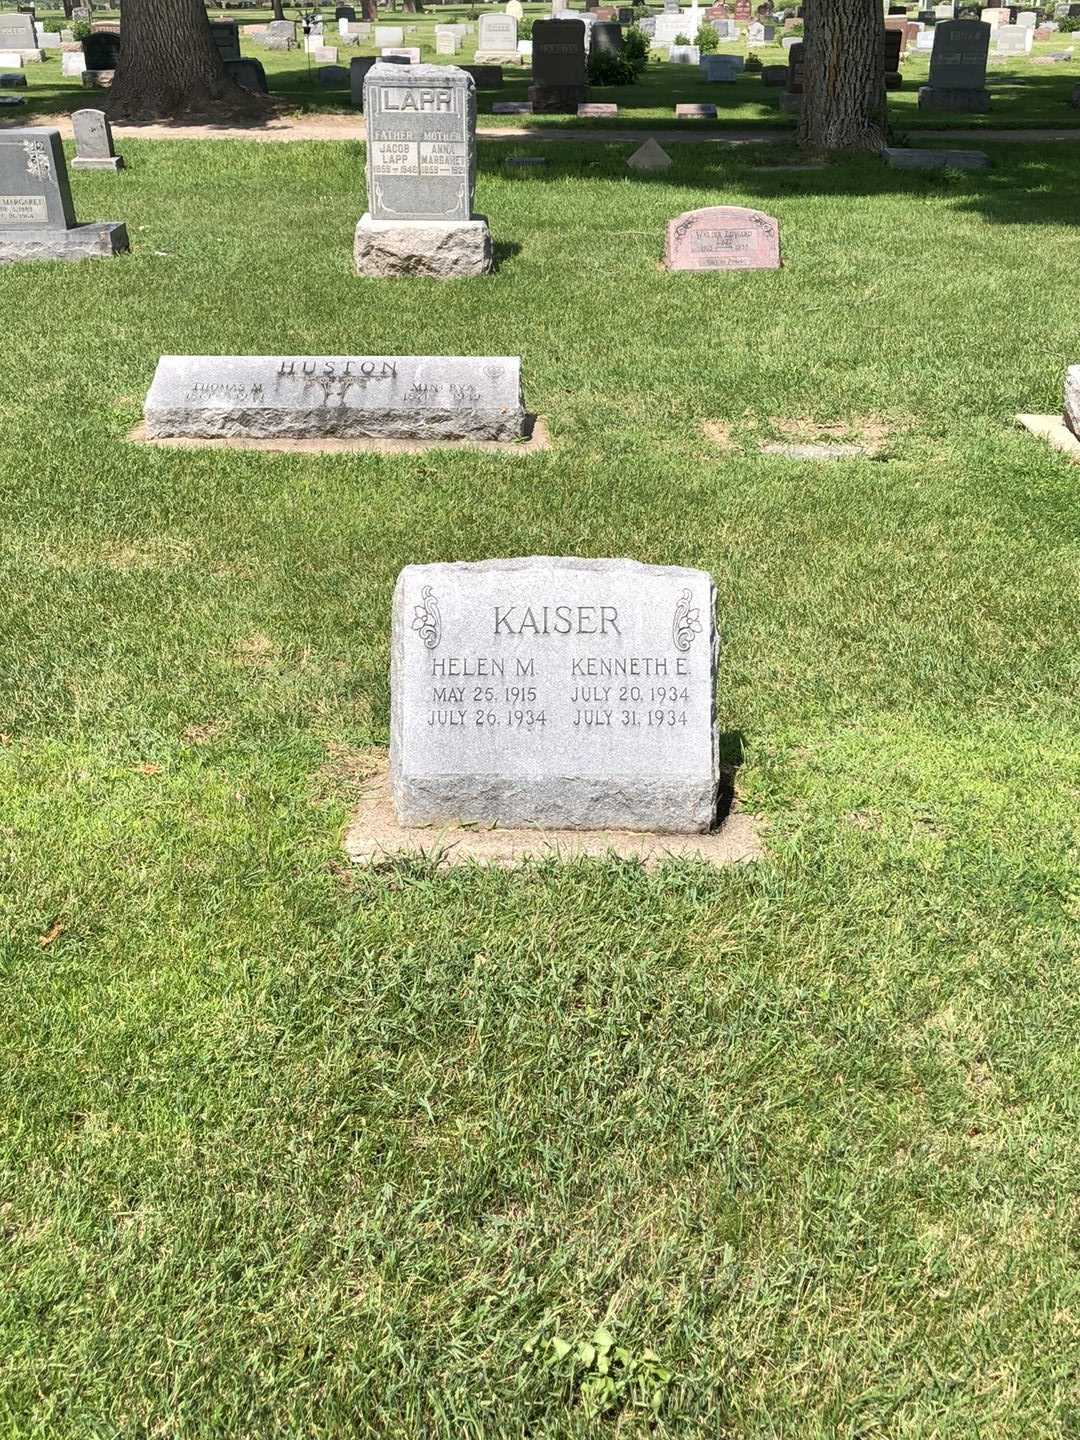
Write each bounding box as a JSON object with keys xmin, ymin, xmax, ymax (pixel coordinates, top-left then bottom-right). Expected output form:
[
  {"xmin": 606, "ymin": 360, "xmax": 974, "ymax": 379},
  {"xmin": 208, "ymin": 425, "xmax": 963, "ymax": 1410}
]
[{"xmin": 32, "ymin": 112, "xmax": 1080, "ymax": 145}]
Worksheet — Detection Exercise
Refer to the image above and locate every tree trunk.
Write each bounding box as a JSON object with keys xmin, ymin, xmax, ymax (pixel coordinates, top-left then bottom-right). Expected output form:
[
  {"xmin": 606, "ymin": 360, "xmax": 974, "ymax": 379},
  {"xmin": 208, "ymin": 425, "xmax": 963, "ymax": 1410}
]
[
  {"xmin": 106, "ymin": 0, "xmax": 270, "ymax": 122},
  {"xmin": 271, "ymin": 0, "xmax": 286, "ymax": 19},
  {"xmin": 62, "ymin": 0, "xmax": 74, "ymax": 18},
  {"xmin": 798, "ymin": 0, "xmax": 887, "ymax": 156}
]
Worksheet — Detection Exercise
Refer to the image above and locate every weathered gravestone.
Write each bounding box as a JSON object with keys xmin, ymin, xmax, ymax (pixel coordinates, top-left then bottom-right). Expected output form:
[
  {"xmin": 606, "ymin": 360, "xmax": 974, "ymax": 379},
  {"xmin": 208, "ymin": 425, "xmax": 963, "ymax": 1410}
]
[
  {"xmin": 507, "ymin": 0, "xmax": 525, "ymax": 16},
  {"xmin": 1064, "ymin": 365, "xmax": 1080, "ymax": 441},
  {"xmin": 995, "ymin": 21, "xmax": 1033, "ymax": 48},
  {"xmin": 375, "ymin": 25, "xmax": 404, "ymax": 46},
  {"xmin": 82, "ymin": 29, "xmax": 120, "ymax": 72},
  {"xmin": 919, "ymin": 17, "xmax": 990, "ymax": 109},
  {"xmin": 670, "ymin": 42, "xmax": 700, "ymax": 60},
  {"xmin": 665, "ymin": 205, "xmax": 780, "ymax": 270},
  {"xmin": 61, "ymin": 50, "xmax": 86, "ymax": 75},
  {"xmin": 390, "ymin": 558, "xmax": 719, "ymax": 833},
  {"xmin": 208, "ymin": 19, "xmax": 242, "ymax": 61},
  {"xmin": 0, "ymin": 127, "xmax": 127, "ymax": 263},
  {"xmin": 71, "ymin": 108, "xmax": 123, "ymax": 171},
  {"xmin": 350, "ymin": 54, "xmax": 376, "ymax": 105},
  {"xmin": 529, "ymin": 18, "xmax": 588, "ymax": 111},
  {"xmin": 884, "ymin": 26, "xmax": 903, "ymax": 87},
  {"xmin": 702, "ymin": 52, "xmax": 743, "ymax": 79},
  {"xmin": 591, "ymin": 21, "xmax": 624, "ymax": 53},
  {"xmin": 355, "ymin": 63, "xmax": 492, "ymax": 278},
  {"xmin": 436, "ymin": 30, "xmax": 461, "ymax": 53},
  {"xmin": 476, "ymin": 11, "xmax": 519, "ymax": 59},
  {"xmin": 0, "ymin": 13, "xmax": 38, "ymax": 55},
  {"xmin": 143, "ymin": 355, "xmax": 525, "ymax": 441},
  {"xmin": 226, "ymin": 58, "xmax": 269, "ymax": 92}
]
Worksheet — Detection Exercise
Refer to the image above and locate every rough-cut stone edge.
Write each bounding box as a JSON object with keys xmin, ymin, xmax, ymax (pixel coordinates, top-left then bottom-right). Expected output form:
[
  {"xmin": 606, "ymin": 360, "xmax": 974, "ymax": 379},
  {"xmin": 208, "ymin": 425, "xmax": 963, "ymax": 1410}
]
[
  {"xmin": 353, "ymin": 213, "xmax": 493, "ymax": 278},
  {"xmin": 1016, "ymin": 413, "xmax": 1080, "ymax": 462},
  {"xmin": 917, "ymin": 84, "xmax": 991, "ymax": 111},
  {"xmin": 347, "ymin": 763, "xmax": 762, "ymax": 868},
  {"xmin": 390, "ymin": 556, "xmax": 720, "ymax": 835},
  {"xmin": 128, "ymin": 417, "xmax": 550, "ymax": 456},
  {"xmin": 881, "ymin": 146, "xmax": 990, "ymax": 169},
  {"xmin": 0, "ymin": 220, "xmax": 127, "ymax": 264},
  {"xmin": 71, "ymin": 155, "xmax": 124, "ymax": 171}
]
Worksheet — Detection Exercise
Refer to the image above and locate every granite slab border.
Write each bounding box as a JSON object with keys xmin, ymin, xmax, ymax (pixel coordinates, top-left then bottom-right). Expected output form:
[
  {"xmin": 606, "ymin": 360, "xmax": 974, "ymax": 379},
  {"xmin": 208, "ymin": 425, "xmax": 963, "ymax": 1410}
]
[
  {"xmin": 1016, "ymin": 413, "xmax": 1080, "ymax": 461},
  {"xmin": 345, "ymin": 764, "xmax": 762, "ymax": 869},
  {"xmin": 127, "ymin": 417, "xmax": 551, "ymax": 456}
]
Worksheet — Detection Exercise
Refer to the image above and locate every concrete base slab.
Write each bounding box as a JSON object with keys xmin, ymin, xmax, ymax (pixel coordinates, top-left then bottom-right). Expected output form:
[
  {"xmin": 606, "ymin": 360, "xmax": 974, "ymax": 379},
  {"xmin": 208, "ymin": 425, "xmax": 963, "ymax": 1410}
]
[
  {"xmin": 71, "ymin": 155, "xmax": 125, "ymax": 171},
  {"xmin": 1016, "ymin": 413, "xmax": 1080, "ymax": 461},
  {"xmin": 918, "ymin": 85, "xmax": 990, "ymax": 112},
  {"xmin": 0, "ymin": 220, "xmax": 128, "ymax": 265},
  {"xmin": 345, "ymin": 765, "xmax": 763, "ymax": 869},
  {"xmin": 882, "ymin": 146, "xmax": 990, "ymax": 170},
  {"xmin": 354, "ymin": 212, "xmax": 493, "ymax": 278},
  {"xmin": 127, "ymin": 417, "xmax": 551, "ymax": 457}
]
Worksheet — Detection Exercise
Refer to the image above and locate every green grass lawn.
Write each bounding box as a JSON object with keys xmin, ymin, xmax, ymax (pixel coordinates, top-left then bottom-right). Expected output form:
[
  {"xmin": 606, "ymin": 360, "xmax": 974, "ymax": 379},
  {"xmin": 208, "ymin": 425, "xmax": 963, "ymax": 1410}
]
[
  {"xmin": 10, "ymin": 4, "xmax": 1080, "ymax": 129},
  {"xmin": 1, "ymin": 136, "xmax": 1079, "ymax": 1436}
]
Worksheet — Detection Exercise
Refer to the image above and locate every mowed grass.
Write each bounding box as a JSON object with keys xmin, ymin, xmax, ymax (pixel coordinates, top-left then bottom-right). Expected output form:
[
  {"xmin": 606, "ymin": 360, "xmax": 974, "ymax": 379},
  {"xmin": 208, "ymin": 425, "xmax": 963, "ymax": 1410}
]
[
  {"xmin": 0, "ymin": 138, "xmax": 1079, "ymax": 1437},
  {"xmin": 13, "ymin": 4, "xmax": 1080, "ymax": 129}
]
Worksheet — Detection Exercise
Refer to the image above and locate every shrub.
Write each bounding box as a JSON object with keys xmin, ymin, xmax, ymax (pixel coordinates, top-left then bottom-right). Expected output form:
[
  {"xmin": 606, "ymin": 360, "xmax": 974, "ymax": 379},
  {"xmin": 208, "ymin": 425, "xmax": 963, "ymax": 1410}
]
[
  {"xmin": 696, "ymin": 20, "xmax": 718, "ymax": 52},
  {"xmin": 71, "ymin": 20, "xmax": 92, "ymax": 40},
  {"xmin": 744, "ymin": 51, "xmax": 762, "ymax": 70},
  {"xmin": 673, "ymin": 30, "xmax": 691, "ymax": 44},
  {"xmin": 588, "ymin": 48, "xmax": 638, "ymax": 83},
  {"xmin": 622, "ymin": 24, "xmax": 650, "ymax": 72},
  {"xmin": 518, "ymin": 15, "xmax": 534, "ymax": 37}
]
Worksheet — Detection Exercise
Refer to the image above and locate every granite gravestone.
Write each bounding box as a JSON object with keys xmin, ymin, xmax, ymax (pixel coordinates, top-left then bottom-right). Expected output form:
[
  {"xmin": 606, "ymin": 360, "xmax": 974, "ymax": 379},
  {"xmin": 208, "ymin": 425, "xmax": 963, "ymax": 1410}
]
[
  {"xmin": 591, "ymin": 20, "xmax": 624, "ymax": 53},
  {"xmin": 1064, "ymin": 364, "xmax": 1080, "ymax": 441},
  {"xmin": 143, "ymin": 355, "xmax": 525, "ymax": 441},
  {"xmin": 702, "ymin": 53, "xmax": 742, "ymax": 79},
  {"xmin": 0, "ymin": 128, "xmax": 127, "ymax": 263},
  {"xmin": 529, "ymin": 18, "xmax": 587, "ymax": 112},
  {"xmin": 436, "ymin": 30, "xmax": 461, "ymax": 53},
  {"xmin": 82, "ymin": 28, "xmax": 120, "ymax": 71},
  {"xmin": 476, "ymin": 12, "xmax": 518, "ymax": 59},
  {"xmin": 390, "ymin": 558, "xmax": 719, "ymax": 833},
  {"xmin": 71, "ymin": 108, "xmax": 123, "ymax": 171},
  {"xmin": 355, "ymin": 63, "xmax": 492, "ymax": 278},
  {"xmin": 918, "ymin": 17, "xmax": 990, "ymax": 108},
  {"xmin": 209, "ymin": 20, "xmax": 242, "ymax": 61},
  {"xmin": 995, "ymin": 21, "xmax": 1033, "ymax": 48},
  {"xmin": 0, "ymin": 14, "xmax": 37, "ymax": 54},
  {"xmin": 665, "ymin": 205, "xmax": 780, "ymax": 270},
  {"xmin": 350, "ymin": 55, "xmax": 376, "ymax": 105},
  {"xmin": 375, "ymin": 24, "xmax": 405, "ymax": 45},
  {"xmin": 883, "ymin": 27, "xmax": 903, "ymax": 87}
]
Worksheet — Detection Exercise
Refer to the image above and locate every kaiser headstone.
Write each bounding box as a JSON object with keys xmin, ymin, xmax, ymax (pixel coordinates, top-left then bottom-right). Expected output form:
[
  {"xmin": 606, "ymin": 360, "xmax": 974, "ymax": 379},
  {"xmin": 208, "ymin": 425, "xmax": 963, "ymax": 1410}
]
[
  {"xmin": 665, "ymin": 204, "xmax": 780, "ymax": 270},
  {"xmin": 143, "ymin": 355, "xmax": 525, "ymax": 441},
  {"xmin": 355, "ymin": 62, "xmax": 492, "ymax": 278},
  {"xmin": 0, "ymin": 127, "xmax": 127, "ymax": 264},
  {"xmin": 390, "ymin": 558, "xmax": 719, "ymax": 833},
  {"xmin": 71, "ymin": 108, "xmax": 124, "ymax": 171},
  {"xmin": 919, "ymin": 17, "xmax": 990, "ymax": 107}
]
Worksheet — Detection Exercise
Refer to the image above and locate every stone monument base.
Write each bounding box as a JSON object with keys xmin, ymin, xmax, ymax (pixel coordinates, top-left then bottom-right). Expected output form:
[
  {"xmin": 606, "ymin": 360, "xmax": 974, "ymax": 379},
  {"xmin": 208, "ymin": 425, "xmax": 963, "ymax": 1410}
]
[
  {"xmin": 473, "ymin": 48, "xmax": 520, "ymax": 64},
  {"xmin": 347, "ymin": 764, "xmax": 762, "ymax": 869},
  {"xmin": 82, "ymin": 69, "xmax": 114, "ymax": 86},
  {"xmin": 0, "ymin": 221, "xmax": 128, "ymax": 265},
  {"xmin": 71, "ymin": 155, "xmax": 125, "ymax": 172},
  {"xmin": 917, "ymin": 84, "xmax": 990, "ymax": 111},
  {"xmin": 354, "ymin": 212, "xmax": 493, "ymax": 279},
  {"xmin": 528, "ymin": 82, "xmax": 587, "ymax": 113}
]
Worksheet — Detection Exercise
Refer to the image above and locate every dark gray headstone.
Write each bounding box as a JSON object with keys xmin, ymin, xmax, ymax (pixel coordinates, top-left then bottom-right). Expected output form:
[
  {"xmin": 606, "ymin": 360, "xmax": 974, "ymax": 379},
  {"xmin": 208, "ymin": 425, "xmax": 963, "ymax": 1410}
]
[
  {"xmin": 318, "ymin": 64, "xmax": 349, "ymax": 85},
  {"xmin": 350, "ymin": 54, "xmax": 376, "ymax": 106},
  {"xmin": 591, "ymin": 20, "xmax": 624, "ymax": 52},
  {"xmin": 364, "ymin": 62, "xmax": 475, "ymax": 223},
  {"xmin": 928, "ymin": 16, "xmax": 990, "ymax": 83},
  {"xmin": 0, "ymin": 127, "xmax": 127, "ymax": 262},
  {"xmin": 532, "ymin": 18, "xmax": 588, "ymax": 84},
  {"xmin": 209, "ymin": 19, "xmax": 242, "ymax": 62},
  {"xmin": 225, "ymin": 58, "xmax": 268, "ymax": 93},
  {"xmin": 82, "ymin": 29, "xmax": 120, "ymax": 69}
]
